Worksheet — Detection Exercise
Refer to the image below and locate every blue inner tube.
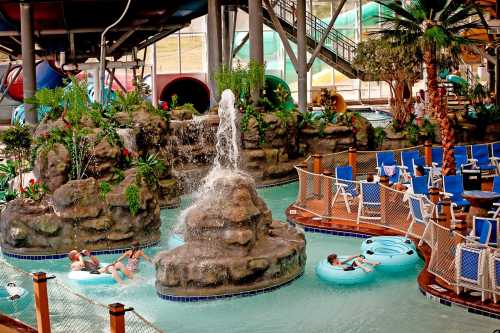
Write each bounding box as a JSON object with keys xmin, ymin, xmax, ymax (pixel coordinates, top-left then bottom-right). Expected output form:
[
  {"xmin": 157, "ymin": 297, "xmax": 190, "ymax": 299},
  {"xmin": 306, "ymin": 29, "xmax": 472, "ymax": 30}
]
[
  {"xmin": 363, "ymin": 244, "xmax": 418, "ymax": 273},
  {"xmin": 316, "ymin": 257, "xmax": 375, "ymax": 285},
  {"xmin": 446, "ymin": 74, "xmax": 468, "ymax": 87},
  {"xmin": 0, "ymin": 285, "xmax": 30, "ymax": 314},
  {"xmin": 67, "ymin": 263, "xmax": 124, "ymax": 285},
  {"xmin": 167, "ymin": 233, "xmax": 185, "ymax": 250},
  {"xmin": 360, "ymin": 236, "xmax": 415, "ymax": 252}
]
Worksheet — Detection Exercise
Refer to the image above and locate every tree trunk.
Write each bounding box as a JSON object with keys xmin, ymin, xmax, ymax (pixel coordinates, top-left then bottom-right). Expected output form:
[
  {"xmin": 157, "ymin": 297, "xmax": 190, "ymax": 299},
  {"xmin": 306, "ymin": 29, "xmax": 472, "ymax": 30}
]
[{"xmin": 424, "ymin": 47, "xmax": 456, "ymax": 175}]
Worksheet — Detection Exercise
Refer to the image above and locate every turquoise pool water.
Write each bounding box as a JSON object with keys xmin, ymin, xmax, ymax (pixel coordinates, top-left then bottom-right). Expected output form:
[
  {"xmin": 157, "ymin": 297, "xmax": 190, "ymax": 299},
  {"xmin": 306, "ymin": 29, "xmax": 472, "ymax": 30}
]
[{"xmin": 3, "ymin": 183, "xmax": 500, "ymax": 332}]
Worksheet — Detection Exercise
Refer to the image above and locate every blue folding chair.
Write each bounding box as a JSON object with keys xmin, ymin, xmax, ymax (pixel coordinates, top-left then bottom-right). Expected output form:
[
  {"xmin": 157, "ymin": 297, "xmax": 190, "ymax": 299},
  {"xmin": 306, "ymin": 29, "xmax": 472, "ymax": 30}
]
[
  {"xmin": 469, "ymin": 217, "xmax": 496, "ymax": 247},
  {"xmin": 411, "ymin": 175, "xmax": 430, "ymax": 196},
  {"xmin": 408, "ymin": 194, "xmax": 434, "ymax": 244},
  {"xmin": 401, "ymin": 150, "xmax": 421, "ymax": 176},
  {"xmin": 333, "ymin": 166, "xmax": 358, "ymax": 213},
  {"xmin": 471, "ymin": 144, "xmax": 497, "ymax": 174},
  {"xmin": 357, "ymin": 182, "xmax": 381, "ymax": 223},
  {"xmin": 442, "ymin": 175, "xmax": 470, "ymax": 209},
  {"xmin": 431, "ymin": 147, "xmax": 443, "ymax": 168},
  {"xmin": 454, "ymin": 145, "xmax": 473, "ymax": 174},
  {"xmin": 488, "ymin": 176, "xmax": 500, "ymax": 218},
  {"xmin": 376, "ymin": 151, "xmax": 400, "ymax": 184},
  {"xmin": 489, "ymin": 254, "xmax": 500, "ymax": 303},
  {"xmin": 456, "ymin": 244, "xmax": 489, "ymax": 302},
  {"xmin": 492, "ymin": 143, "xmax": 500, "ymax": 173}
]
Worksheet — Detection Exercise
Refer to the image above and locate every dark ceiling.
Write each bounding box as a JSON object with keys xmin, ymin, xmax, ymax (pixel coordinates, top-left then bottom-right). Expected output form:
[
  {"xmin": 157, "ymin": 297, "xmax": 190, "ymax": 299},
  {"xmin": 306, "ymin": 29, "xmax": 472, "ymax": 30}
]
[{"xmin": 0, "ymin": 0, "xmax": 239, "ymax": 61}]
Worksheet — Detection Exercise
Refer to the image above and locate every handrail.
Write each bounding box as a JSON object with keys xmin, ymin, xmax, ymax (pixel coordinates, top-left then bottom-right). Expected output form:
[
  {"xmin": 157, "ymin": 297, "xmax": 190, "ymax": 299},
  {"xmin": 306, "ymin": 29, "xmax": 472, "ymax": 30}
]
[{"xmin": 265, "ymin": 0, "xmax": 357, "ymax": 64}]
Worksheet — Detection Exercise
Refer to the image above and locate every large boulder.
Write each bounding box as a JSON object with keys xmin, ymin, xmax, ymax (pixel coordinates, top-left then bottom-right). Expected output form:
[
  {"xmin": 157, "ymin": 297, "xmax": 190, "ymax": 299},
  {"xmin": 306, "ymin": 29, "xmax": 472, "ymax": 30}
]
[
  {"xmin": 33, "ymin": 143, "xmax": 70, "ymax": 192},
  {"xmin": 155, "ymin": 171, "xmax": 306, "ymax": 297},
  {"xmin": 52, "ymin": 178, "xmax": 104, "ymax": 219}
]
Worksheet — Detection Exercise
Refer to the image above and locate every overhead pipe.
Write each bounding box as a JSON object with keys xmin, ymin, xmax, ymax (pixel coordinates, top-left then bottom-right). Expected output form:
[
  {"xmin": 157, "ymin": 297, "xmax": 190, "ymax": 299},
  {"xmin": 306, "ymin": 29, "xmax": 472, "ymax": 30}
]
[
  {"xmin": 62, "ymin": 60, "xmax": 143, "ymax": 71},
  {"xmin": 98, "ymin": 0, "xmax": 132, "ymax": 104}
]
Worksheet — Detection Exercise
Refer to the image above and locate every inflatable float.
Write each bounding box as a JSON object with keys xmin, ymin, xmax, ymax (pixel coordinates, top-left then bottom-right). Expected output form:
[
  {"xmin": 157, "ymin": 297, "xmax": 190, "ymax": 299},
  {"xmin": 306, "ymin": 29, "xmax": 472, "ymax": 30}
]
[
  {"xmin": 446, "ymin": 74, "xmax": 468, "ymax": 87},
  {"xmin": 0, "ymin": 283, "xmax": 30, "ymax": 314},
  {"xmin": 362, "ymin": 244, "xmax": 418, "ymax": 273},
  {"xmin": 316, "ymin": 257, "xmax": 375, "ymax": 285},
  {"xmin": 67, "ymin": 263, "xmax": 124, "ymax": 285},
  {"xmin": 361, "ymin": 236, "xmax": 415, "ymax": 252}
]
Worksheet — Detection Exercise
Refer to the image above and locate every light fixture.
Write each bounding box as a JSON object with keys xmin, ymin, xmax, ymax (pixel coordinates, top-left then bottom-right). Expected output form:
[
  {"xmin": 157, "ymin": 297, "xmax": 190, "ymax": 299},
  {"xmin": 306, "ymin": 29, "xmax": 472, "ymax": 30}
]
[{"xmin": 477, "ymin": 65, "xmax": 488, "ymax": 82}]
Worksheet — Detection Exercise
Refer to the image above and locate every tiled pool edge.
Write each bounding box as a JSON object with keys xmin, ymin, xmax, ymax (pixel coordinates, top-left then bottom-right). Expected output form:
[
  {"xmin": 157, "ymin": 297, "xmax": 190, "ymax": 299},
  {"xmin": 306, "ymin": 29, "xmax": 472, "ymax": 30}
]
[
  {"xmin": 157, "ymin": 271, "xmax": 304, "ymax": 302},
  {"xmin": 419, "ymin": 287, "xmax": 500, "ymax": 320},
  {"xmin": 1, "ymin": 240, "xmax": 160, "ymax": 260},
  {"xmin": 287, "ymin": 215, "xmax": 500, "ymax": 320}
]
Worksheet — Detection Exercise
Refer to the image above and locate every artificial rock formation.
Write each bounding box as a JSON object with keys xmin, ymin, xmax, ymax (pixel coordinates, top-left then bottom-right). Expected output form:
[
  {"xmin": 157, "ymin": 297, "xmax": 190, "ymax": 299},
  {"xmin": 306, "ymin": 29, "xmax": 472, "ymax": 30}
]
[
  {"xmin": 155, "ymin": 172, "xmax": 306, "ymax": 296},
  {"xmin": 1, "ymin": 106, "xmax": 174, "ymax": 255}
]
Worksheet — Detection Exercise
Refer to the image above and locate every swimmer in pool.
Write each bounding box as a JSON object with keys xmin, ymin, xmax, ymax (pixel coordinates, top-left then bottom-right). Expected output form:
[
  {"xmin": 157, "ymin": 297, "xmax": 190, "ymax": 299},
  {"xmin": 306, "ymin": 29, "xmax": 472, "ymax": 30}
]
[
  {"xmin": 68, "ymin": 249, "xmax": 133, "ymax": 285},
  {"xmin": 328, "ymin": 253, "xmax": 380, "ymax": 272}
]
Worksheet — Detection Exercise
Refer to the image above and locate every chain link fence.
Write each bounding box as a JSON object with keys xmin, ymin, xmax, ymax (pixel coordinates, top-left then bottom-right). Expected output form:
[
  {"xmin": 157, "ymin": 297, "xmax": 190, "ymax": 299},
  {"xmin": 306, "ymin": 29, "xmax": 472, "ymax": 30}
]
[
  {"xmin": 0, "ymin": 258, "xmax": 163, "ymax": 333},
  {"xmin": 294, "ymin": 141, "xmax": 500, "ymax": 297}
]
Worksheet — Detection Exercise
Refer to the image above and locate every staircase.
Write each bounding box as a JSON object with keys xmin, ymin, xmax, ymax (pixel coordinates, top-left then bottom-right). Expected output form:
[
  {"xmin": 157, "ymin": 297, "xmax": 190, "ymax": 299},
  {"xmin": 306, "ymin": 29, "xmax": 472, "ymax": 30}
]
[{"xmin": 241, "ymin": 0, "xmax": 358, "ymax": 78}]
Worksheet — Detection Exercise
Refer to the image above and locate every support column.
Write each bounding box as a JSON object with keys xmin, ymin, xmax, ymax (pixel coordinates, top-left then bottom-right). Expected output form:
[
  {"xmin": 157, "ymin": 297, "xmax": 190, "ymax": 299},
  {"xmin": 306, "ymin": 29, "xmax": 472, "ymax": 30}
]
[
  {"xmin": 152, "ymin": 43, "xmax": 158, "ymax": 107},
  {"xmin": 249, "ymin": 0, "xmax": 264, "ymax": 104},
  {"xmin": 312, "ymin": 154, "xmax": 323, "ymax": 197},
  {"xmin": 348, "ymin": 147, "xmax": 357, "ymax": 178},
  {"xmin": 222, "ymin": 6, "xmax": 232, "ymax": 68},
  {"xmin": 488, "ymin": 47, "xmax": 495, "ymax": 93},
  {"xmin": 297, "ymin": 0, "xmax": 307, "ymax": 112},
  {"xmin": 207, "ymin": 0, "xmax": 222, "ymax": 106},
  {"xmin": 496, "ymin": 46, "xmax": 500, "ymax": 108},
  {"xmin": 109, "ymin": 303, "xmax": 126, "ymax": 333},
  {"xmin": 322, "ymin": 170, "xmax": 333, "ymax": 216},
  {"xmin": 20, "ymin": 2, "xmax": 36, "ymax": 124},
  {"xmin": 33, "ymin": 272, "xmax": 51, "ymax": 333},
  {"xmin": 424, "ymin": 140, "xmax": 432, "ymax": 167}
]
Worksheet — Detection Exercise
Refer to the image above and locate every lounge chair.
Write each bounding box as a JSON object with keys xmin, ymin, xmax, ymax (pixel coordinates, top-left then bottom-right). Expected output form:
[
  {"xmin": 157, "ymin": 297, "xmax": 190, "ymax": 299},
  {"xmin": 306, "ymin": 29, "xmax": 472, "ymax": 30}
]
[
  {"xmin": 431, "ymin": 147, "xmax": 443, "ymax": 168},
  {"xmin": 376, "ymin": 151, "xmax": 401, "ymax": 184},
  {"xmin": 492, "ymin": 143, "xmax": 500, "ymax": 174},
  {"xmin": 408, "ymin": 194, "xmax": 434, "ymax": 244},
  {"xmin": 471, "ymin": 144, "xmax": 497, "ymax": 176},
  {"xmin": 455, "ymin": 244, "xmax": 489, "ymax": 302},
  {"xmin": 488, "ymin": 176, "xmax": 500, "ymax": 218},
  {"xmin": 488, "ymin": 253, "xmax": 500, "ymax": 303},
  {"xmin": 442, "ymin": 175, "xmax": 470, "ymax": 209},
  {"xmin": 357, "ymin": 182, "xmax": 381, "ymax": 223},
  {"xmin": 411, "ymin": 175, "xmax": 430, "ymax": 196},
  {"xmin": 468, "ymin": 217, "xmax": 495, "ymax": 247},
  {"xmin": 454, "ymin": 145, "xmax": 474, "ymax": 174},
  {"xmin": 333, "ymin": 166, "xmax": 358, "ymax": 213},
  {"xmin": 401, "ymin": 150, "xmax": 421, "ymax": 179}
]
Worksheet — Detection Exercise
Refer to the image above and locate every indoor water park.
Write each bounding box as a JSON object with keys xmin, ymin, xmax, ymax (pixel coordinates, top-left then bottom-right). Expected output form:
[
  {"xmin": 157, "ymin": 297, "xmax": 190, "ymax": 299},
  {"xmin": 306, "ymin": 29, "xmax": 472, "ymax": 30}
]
[{"xmin": 0, "ymin": 1, "xmax": 499, "ymax": 333}]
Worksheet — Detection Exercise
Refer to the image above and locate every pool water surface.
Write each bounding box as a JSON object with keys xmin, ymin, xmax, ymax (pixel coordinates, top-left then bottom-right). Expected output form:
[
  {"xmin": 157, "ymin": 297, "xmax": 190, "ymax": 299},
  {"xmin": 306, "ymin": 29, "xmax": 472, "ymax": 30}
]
[{"xmin": 3, "ymin": 183, "xmax": 499, "ymax": 332}]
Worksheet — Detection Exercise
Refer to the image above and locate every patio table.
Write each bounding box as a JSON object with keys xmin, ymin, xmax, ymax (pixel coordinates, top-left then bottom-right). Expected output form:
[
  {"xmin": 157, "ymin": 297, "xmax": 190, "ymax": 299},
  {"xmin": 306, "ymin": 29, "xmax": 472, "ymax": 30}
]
[{"xmin": 462, "ymin": 190, "xmax": 500, "ymax": 228}]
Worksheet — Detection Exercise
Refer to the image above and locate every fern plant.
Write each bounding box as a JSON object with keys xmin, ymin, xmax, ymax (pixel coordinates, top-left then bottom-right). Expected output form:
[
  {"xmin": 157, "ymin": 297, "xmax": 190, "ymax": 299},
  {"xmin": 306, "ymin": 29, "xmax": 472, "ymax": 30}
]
[{"xmin": 125, "ymin": 184, "xmax": 140, "ymax": 216}]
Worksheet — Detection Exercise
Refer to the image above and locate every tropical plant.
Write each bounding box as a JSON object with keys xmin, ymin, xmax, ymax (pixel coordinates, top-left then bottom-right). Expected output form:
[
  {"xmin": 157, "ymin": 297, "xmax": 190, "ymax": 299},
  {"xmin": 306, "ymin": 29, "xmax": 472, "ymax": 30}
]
[
  {"xmin": 240, "ymin": 105, "xmax": 267, "ymax": 145},
  {"xmin": 298, "ymin": 111, "xmax": 317, "ymax": 129},
  {"xmin": 0, "ymin": 122, "xmax": 32, "ymax": 189},
  {"xmin": 134, "ymin": 154, "xmax": 166, "ymax": 187},
  {"xmin": 0, "ymin": 160, "xmax": 16, "ymax": 190},
  {"xmin": 353, "ymin": 37, "xmax": 421, "ymax": 126},
  {"xmin": 214, "ymin": 60, "xmax": 265, "ymax": 107},
  {"xmin": 99, "ymin": 181, "xmax": 112, "ymax": 200},
  {"xmin": 375, "ymin": 0, "xmax": 481, "ymax": 175},
  {"xmin": 20, "ymin": 178, "xmax": 47, "ymax": 201},
  {"xmin": 373, "ymin": 127, "xmax": 387, "ymax": 149},
  {"xmin": 125, "ymin": 184, "xmax": 140, "ymax": 216}
]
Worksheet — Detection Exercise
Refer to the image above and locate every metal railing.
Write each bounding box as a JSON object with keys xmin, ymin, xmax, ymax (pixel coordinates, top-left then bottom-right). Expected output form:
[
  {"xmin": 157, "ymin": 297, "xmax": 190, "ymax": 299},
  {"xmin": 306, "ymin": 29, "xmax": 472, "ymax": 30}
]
[{"xmin": 268, "ymin": 0, "xmax": 357, "ymax": 64}]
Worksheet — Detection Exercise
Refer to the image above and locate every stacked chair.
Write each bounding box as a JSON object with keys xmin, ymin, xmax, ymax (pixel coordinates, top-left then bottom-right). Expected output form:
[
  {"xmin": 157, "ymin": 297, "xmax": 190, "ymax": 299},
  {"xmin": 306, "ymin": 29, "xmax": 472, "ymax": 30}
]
[
  {"xmin": 333, "ymin": 166, "xmax": 358, "ymax": 214},
  {"xmin": 375, "ymin": 151, "xmax": 401, "ymax": 185}
]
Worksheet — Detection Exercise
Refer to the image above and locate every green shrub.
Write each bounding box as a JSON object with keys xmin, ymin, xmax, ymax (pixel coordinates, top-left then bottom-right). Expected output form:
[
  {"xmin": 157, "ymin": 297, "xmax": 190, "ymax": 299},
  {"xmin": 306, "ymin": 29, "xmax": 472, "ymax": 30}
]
[{"xmin": 125, "ymin": 184, "xmax": 140, "ymax": 216}]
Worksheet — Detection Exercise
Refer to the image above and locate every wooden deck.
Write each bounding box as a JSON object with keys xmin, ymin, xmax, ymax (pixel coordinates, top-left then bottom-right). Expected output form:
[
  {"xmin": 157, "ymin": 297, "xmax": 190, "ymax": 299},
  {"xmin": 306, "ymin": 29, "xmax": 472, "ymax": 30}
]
[{"xmin": 286, "ymin": 204, "xmax": 500, "ymax": 318}]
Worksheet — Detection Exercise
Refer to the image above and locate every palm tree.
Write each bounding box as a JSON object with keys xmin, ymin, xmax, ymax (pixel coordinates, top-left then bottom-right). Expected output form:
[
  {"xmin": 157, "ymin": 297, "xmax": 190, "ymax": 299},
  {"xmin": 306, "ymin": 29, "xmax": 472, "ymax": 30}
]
[{"xmin": 374, "ymin": 0, "xmax": 481, "ymax": 175}]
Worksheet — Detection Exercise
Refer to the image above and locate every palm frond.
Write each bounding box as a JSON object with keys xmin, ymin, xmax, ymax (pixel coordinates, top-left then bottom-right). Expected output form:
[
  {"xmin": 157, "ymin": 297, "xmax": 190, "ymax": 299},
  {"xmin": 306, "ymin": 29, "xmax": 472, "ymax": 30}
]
[
  {"xmin": 438, "ymin": 0, "xmax": 463, "ymax": 22},
  {"xmin": 373, "ymin": 1, "xmax": 417, "ymax": 23},
  {"xmin": 445, "ymin": 5, "xmax": 477, "ymax": 26}
]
